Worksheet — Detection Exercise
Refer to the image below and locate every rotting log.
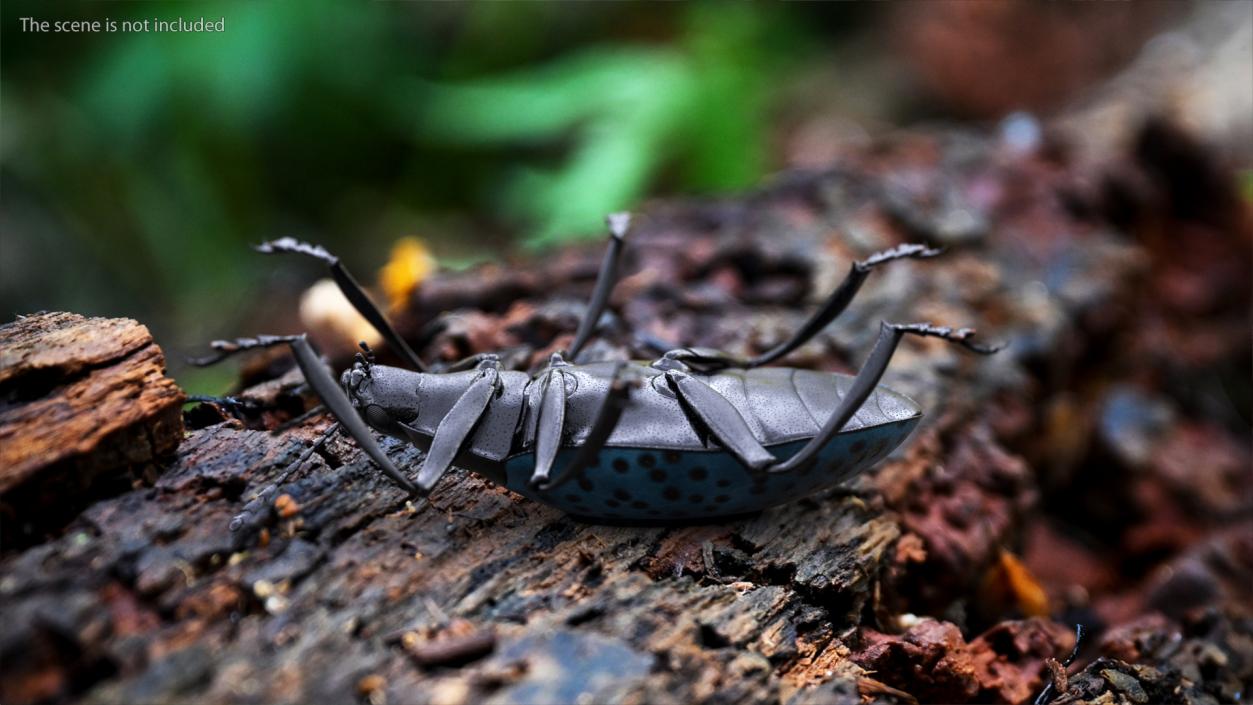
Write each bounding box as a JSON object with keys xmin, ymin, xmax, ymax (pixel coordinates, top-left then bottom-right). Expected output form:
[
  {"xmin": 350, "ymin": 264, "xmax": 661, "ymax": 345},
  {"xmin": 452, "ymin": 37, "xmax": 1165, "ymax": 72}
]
[
  {"xmin": 1, "ymin": 121, "xmax": 1249, "ymax": 705},
  {"xmin": 0, "ymin": 312, "xmax": 185, "ymax": 549}
]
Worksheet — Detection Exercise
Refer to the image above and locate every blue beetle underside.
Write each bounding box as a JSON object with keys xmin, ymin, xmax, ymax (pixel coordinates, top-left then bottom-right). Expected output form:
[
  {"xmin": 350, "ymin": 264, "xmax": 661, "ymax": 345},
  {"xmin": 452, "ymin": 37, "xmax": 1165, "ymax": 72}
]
[{"xmin": 195, "ymin": 213, "xmax": 999, "ymax": 531}]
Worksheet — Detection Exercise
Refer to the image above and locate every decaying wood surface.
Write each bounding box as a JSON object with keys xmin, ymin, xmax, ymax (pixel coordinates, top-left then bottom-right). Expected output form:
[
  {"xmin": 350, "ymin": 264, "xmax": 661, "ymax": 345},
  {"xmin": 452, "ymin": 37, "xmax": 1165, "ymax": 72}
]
[
  {"xmin": 1, "ymin": 120, "xmax": 1249, "ymax": 705},
  {"xmin": 0, "ymin": 312, "xmax": 185, "ymax": 549}
]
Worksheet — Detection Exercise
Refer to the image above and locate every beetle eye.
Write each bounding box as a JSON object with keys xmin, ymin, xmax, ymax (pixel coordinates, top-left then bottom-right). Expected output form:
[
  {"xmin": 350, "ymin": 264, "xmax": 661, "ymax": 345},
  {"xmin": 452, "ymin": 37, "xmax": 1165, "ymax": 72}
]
[{"xmin": 364, "ymin": 404, "xmax": 393, "ymax": 430}]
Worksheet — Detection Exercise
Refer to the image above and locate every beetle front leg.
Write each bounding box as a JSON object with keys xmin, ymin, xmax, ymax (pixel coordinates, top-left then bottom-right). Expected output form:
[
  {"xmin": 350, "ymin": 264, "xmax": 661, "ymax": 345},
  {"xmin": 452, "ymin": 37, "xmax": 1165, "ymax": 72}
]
[
  {"xmin": 191, "ymin": 333, "xmax": 421, "ymax": 498},
  {"xmin": 415, "ymin": 358, "xmax": 503, "ymax": 493},
  {"xmin": 255, "ymin": 237, "xmax": 427, "ymax": 371}
]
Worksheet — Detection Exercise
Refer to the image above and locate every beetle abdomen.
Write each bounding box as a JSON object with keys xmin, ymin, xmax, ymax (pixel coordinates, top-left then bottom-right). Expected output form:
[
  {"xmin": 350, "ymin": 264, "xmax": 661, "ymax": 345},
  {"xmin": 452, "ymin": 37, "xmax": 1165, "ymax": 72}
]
[{"xmin": 503, "ymin": 415, "xmax": 920, "ymax": 521}]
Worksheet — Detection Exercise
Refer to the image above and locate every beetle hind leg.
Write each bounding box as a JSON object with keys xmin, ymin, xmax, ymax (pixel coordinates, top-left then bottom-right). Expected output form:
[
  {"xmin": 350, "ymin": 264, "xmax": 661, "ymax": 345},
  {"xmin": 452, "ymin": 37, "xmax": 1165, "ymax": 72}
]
[
  {"xmin": 745, "ymin": 243, "xmax": 945, "ymax": 368},
  {"xmin": 770, "ymin": 321, "xmax": 1002, "ymax": 474},
  {"xmin": 652, "ymin": 243, "xmax": 945, "ymax": 373},
  {"xmin": 664, "ymin": 369, "xmax": 777, "ymax": 472}
]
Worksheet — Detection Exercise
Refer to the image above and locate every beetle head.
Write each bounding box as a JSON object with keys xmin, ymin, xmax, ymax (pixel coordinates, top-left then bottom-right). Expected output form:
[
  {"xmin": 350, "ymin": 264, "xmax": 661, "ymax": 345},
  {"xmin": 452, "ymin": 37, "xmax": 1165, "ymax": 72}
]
[
  {"xmin": 339, "ymin": 356, "xmax": 492, "ymax": 446},
  {"xmin": 340, "ymin": 354, "xmax": 419, "ymax": 437}
]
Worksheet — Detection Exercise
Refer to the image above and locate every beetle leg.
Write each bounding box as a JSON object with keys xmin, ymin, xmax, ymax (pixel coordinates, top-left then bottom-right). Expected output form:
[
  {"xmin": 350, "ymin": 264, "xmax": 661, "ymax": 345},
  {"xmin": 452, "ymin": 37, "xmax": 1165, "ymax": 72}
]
[
  {"xmin": 438, "ymin": 352, "xmax": 499, "ymax": 373},
  {"xmin": 415, "ymin": 359, "xmax": 502, "ymax": 493},
  {"xmin": 654, "ymin": 347, "xmax": 750, "ymax": 375},
  {"xmin": 188, "ymin": 334, "xmax": 306, "ymax": 366},
  {"xmin": 747, "ymin": 243, "xmax": 944, "ymax": 368},
  {"xmin": 255, "ymin": 237, "xmax": 427, "ymax": 371},
  {"xmin": 192, "ymin": 333, "xmax": 422, "ymax": 497},
  {"xmin": 664, "ymin": 369, "xmax": 777, "ymax": 472},
  {"xmin": 568, "ymin": 212, "xmax": 631, "ymax": 360},
  {"xmin": 644, "ymin": 244, "xmax": 943, "ymax": 373},
  {"xmin": 769, "ymin": 321, "xmax": 1002, "ymax": 474},
  {"xmin": 528, "ymin": 367, "xmax": 569, "ymax": 488},
  {"xmin": 182, "ymin": 394, "xmax": 264, "ymax": 421},
  {"xmin": 287, "ymin": 335, "xmax": 423, "ymax": 496},
  {"xmin": 535, "ymin": 361, "xmax": 633, "ymax": 491}
]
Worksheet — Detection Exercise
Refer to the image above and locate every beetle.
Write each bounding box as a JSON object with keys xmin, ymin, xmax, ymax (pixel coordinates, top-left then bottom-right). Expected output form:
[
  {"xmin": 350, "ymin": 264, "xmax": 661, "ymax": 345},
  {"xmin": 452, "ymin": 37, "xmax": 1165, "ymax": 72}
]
[{"xmin": 196, "ymin": 213, "xmax": 1000, "ymax": 530}]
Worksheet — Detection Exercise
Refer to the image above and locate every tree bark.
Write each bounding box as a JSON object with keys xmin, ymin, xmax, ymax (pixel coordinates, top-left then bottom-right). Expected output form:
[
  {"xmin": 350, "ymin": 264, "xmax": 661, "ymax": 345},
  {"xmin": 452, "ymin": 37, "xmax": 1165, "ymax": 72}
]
[{"xmin": 0, "ymin": 312, "xmax": 184, "ymax": 549}]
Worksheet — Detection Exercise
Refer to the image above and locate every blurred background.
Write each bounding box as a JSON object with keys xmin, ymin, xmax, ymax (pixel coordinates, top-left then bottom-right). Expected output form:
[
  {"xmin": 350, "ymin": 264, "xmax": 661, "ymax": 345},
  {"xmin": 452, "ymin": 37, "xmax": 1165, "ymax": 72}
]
[{"xmin": 1, "ymin": 0, "xmax": 1248, "ymax": 394}]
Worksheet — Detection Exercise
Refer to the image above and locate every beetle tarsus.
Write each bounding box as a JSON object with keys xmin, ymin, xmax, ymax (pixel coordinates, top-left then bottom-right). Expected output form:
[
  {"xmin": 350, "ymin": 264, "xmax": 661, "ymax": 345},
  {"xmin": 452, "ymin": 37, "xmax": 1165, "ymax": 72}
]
[
  {"xmin": 184, "ymin": 394, "xmax": 261, "ymax": 414},
  {"xmin": 855, "ymin": 242, "xmax": 944, "ymax": 271},
  {"xmin": 188, "ymin": 334, "xmax": 303, "ymax": 366},
  {"xmin": 255, "ymin": 237, "xmax": 338, "ymax": 264},
  {"xmin": 887, "ymin": 322, "xmax": 1005, "ymax": 355}
]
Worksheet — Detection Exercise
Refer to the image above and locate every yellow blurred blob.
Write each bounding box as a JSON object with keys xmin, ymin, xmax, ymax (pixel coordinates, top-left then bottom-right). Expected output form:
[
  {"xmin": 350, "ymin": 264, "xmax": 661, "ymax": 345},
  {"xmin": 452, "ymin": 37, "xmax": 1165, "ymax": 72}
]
[
  {"xmin": 299, "ymin": 278, "xmax": 382, "ymax": 357},
  {"xmin": 380, "ymin": 237, "xmax": 436, "ymax": 312},
  {"xmin": 981, "ymin": 548, "xmax": 1051, "ymax": 618}
]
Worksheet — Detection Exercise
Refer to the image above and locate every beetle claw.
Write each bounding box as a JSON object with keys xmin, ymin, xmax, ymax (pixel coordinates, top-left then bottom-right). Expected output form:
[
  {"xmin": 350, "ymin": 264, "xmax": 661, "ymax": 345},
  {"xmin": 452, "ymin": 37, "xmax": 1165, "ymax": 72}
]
[
  {"xmin": 254, "ymin": 237, "xmax": 337, "ymax": 265},
  {"xmin": 859, "ymin": 242, "xmax": 945, "ymax": 270}
]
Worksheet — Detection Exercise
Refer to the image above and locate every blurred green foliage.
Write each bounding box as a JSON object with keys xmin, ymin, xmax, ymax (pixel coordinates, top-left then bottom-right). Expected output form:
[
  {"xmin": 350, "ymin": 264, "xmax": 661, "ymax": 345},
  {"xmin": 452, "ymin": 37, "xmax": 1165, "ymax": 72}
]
[
  {"xmin": 1, "ymin": 0, "xmax": 836, "ymax": 390},
  {"xmin": 408, "ymin": 3, "xmax": 783, "ymax": 247}
]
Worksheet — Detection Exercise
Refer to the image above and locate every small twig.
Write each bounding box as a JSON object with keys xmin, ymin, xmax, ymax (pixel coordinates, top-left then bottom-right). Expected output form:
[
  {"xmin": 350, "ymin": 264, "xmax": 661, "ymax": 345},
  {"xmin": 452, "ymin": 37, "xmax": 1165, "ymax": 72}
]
[
  {"xmin": 229, "ymin": 422, "xmax": 340, "ymax": 537},
  {"xmin": 405, "ymin": 630, "xmax": 496, "ymax": 668},
  {"xmin": 1034, "ymin": 624, "xmax": 1086, "ymax": 705}
]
